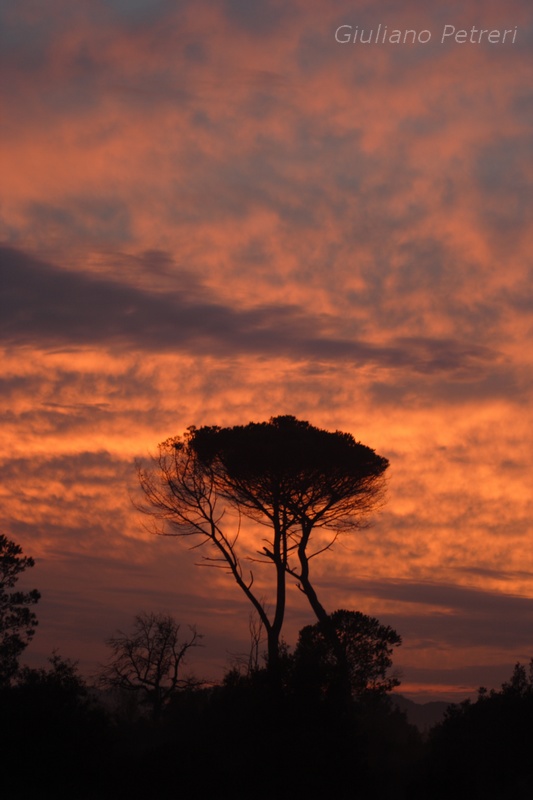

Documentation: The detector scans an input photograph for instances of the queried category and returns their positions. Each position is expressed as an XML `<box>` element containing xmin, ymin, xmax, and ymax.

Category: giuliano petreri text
<box><xmin>335</xmin><ymin>24</ymin><xmax>519</xmax><ymax>45</ymax></box>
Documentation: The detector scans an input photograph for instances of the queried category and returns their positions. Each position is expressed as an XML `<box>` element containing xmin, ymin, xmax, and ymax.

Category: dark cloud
<box><xmin>326</xmin><ymin>575</ymin><xmax>533</xmax><ymax>650</ymax></box>
<box><xmin>105</xmin><ymin>0</ymin><xmax>177</xmax><ymax>23</ymax></box>
<box><xmin>456</xmin><ymin>565</ymin><xmax>533</xmax><ymax>582</ymax></box>
<box><xmin>359</xmin><ymin>577</ymin><xmax>533</xmax><ymax>616</ymax></box>
<box><xmin>223</xmin><ymin>0</ymin><xmax>294</xmax><ymax>35</ymax></box>
<box><xmin>475</xmin><ymin>135</ymin><xmax>533</xmax><ymax>244</ymax></box>
<box><xmin>369</xmin><ymin>363</ymin><xmax>527</xmax><ymax>406</ymax></box>
<box><xmin>26</xmin><ymin>198</ymin><xmax>132</xmax><ymax>244</ymax></box>
<box><xmin>1</xmin><ymin>245</ymin><xmax>497</xmax><ymax>374</ymax></box>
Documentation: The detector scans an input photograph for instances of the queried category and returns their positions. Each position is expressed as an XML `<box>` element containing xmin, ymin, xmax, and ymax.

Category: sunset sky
<box><xmin>1</xmin><ymin>0</ymin><xmax>533</xmax><ymax>701</ymax></box>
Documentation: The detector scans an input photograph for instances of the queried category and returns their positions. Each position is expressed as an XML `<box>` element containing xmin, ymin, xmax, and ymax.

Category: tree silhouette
<box><xmin>292</xmin><ymin>609</ymin><xmax>401</xmax><ymax>702</ymax></box>
<box><xmin>2</xmin><ymin>652</ymin><xmax>112</xmax><ymax>800</ymax></box>
<box><xmin>0</xmin><ymin>534</ymin><xmax>40</xmax><ymax>685</ymax></box>
<box><xmin>138</xmin><ymin>416</ymin><xmax>388</xmax><ymax>675</ymax></box>
<box><xmin>98</xmin><ymin>612</ymin><xmax>201</xmax><ymax>720</ymax></box>
<box><xmin>426</xmin><ymin>659</ymin><xmax>533</xmax><ymax>798</ymax></box>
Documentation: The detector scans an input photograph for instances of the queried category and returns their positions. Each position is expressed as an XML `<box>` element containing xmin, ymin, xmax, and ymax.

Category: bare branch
<box><xmin>98</xmin><ymin>612</ymin><xmax>202</xmax><ymax>720</ymax></box>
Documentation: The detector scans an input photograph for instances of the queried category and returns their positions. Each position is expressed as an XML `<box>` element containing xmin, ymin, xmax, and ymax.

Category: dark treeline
<box><xmin>3</xmin><ymin>644</ymin><xmax>419</xmax><ymax>800</ymax></box>
<box><xmin>2</xmin><ymin>639</ymin><xmax>533</xmax><ymax>799</ymax></box>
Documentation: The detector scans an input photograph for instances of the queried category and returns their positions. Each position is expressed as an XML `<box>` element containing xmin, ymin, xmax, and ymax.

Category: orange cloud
<box><xmin>1</xmin><ymin>0</ymin><xmax>532</xmax><ymax>699</ymax></box>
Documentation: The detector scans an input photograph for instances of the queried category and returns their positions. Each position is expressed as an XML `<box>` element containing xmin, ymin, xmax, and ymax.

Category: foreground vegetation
<box><xmin>2</xmin><ymin>650</ymin><xmax>533</xmax><ymax>800</ymax></box>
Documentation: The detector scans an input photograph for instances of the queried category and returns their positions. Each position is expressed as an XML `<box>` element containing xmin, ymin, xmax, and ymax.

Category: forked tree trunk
<box><xmin>297</xmin><ymin>528</ymin><xmax>351</xmax><ymax>702</ymax></box>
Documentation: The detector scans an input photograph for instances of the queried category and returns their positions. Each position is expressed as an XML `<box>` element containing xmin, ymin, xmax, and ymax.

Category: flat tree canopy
<box><xmin>138</xmin><ymin>416</ymin><xmax>389</xmax><ymax>670</ymax></box>
<box><xmin>190</xmin><ymin>415</ymin><xmax>388</xmax><ymax>529</ymax></box>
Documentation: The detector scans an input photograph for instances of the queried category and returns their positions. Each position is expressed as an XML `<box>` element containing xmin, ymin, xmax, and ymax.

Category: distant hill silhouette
<box><xmin>391</xmin><ymin>694</ymin><xmax>449</xmax><ymax>734</ymax></box>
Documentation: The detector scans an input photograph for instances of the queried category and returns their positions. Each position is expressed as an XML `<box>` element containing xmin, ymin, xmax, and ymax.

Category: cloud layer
<box><xmin>1</xmin><ymin>0</ymin><xmax>533</xmax><ymax>699</ymax></box>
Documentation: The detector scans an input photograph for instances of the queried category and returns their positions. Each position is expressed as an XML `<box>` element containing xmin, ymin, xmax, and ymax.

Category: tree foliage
<box><xmin>0</xmin><ymin>534</ymin><xmax>40</xmax><ymax>685</ymax></box>
<box><xmin>138</xmin><ymin>415</ymin><xmax>389</xmax><ymax>671</ymax></box>
<box><xmin>292</xmin><ymin>609</ymin><xmax>401</xmax><ymax>701</ymax></box>
<box><xmin>98</xmin><ymin>612</ymin><xmax>201</xmax><ymax>719</ymax></box>
<box><xmin>426</xmin><ymin>659</ymin><xmax>533</xmax><ymax>798</ymax></box>
<box><xmin>2</xmin><ymin>653</ymin><xmax>111</xmax><ymax>800</ymax></box>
